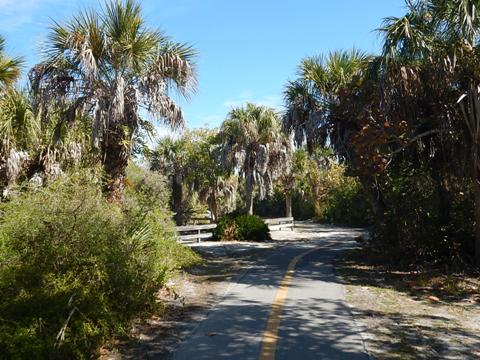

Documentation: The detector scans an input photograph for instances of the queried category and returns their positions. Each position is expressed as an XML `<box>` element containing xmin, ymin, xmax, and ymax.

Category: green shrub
<box><xmin>254</xmin><ymin>191</ymin><xmax>285</xmax><ymax>218</ymax></box>
<box><xmin>0</xmin><ymin>172</ymin><xmax>200</xmax><ymax>359</ymax></box>
<box><xmin>320</xmin><ymin>177</ymin><xmax>372</xmax><ymax>226</ymax></box>
<box><xmin>370</xmin><ymin>160</ymin><xmax>475</xmax><ymax>262</ymax></box>
<box><xmin>126</xmin><ymin>163</ymin><xmax>201</xmax><ymax>272</ymax></box>
<box><xmin>292</xmin><ymin>193</ymin><xmax>316</xmax><ymax>220</ymax></box>
<box><xmin>213</xmin><ymin>214</ymin><xmax>270</xmax><ymax>241</ymax></box>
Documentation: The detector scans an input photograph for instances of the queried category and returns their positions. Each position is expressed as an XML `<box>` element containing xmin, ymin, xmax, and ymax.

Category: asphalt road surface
<box><xmin>172</xmin><ymin>226</ymin><xmax>369</xmax><ymax>360</ymax></box>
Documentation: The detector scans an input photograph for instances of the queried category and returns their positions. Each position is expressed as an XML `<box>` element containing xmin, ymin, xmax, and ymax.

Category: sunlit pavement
<box><xmin>172</xmin><ymin>224</ymin><xmax>369</xmax><ymax>360</ymax></box>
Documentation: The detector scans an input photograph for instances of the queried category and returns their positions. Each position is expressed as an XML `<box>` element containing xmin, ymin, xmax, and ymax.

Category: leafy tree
<box><xmin>283</xmin><ymin>49</ymin><xmax>391</xmax><ymax>216</ymax></box>
<box><xmin>379</xmin><ymin>0</ymin><xmax>480</xmax><ymax>262</ymax></box>
<box><xmin>30</xmin><ymin>0</ymin><xmax>197</xmax><ymax>201</ymax></box>
<box><xmin>151</xmin><ymin>130</ymin><xmax>238</xmax><ymax>224</ymax></box>
<box><xmin>185</xmin><ymin>129</ymin><xmax>237</xmax><ymax>221</ymax></box>
<box><xmin>283</xmin><ymin>0</ymin><xmax>480</xmax><ymax>264</ymax></box>
<box><xmin>0</xmin><ymin>89</ymin><xmax>38</xmax><ymax>193</ymax></box>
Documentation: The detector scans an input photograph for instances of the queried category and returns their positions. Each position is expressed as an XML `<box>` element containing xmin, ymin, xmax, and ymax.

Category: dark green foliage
<box><xmin>371</xmin><ymin>161</ymin><xmax>475</xmax><ymax>263</ymax></box>
<box><xmin>213</xmin><ymin>213</ymin><xmax>271</xmax><ymax>241</ymax></box>
<box><xmin>254</xmin><ymin>191</ymin><xmax>316</xmax><ymax>220</ymax></box>
<box><xmin>235</xmin><ymin>214</ymin><xmax>272</xmax><ymax>241</ymax></box>
<box><xmin>321</xmin><ymin>180</ymin><xmax>372</xmax><ymax>227</ymax></box>
<box><xmin>254</xmin><ymin>182</ymin><xmax>370</xmax><ymax>225</ymax></box>
<box><xmin>254</xmin><ymin>191</ymin><xmax>285</xmax><ymax>218</ymax></box>
<box><xmin>292</xmin><ymin>194</ymin><xmax>316</xmax><ymax>220</ymax></box>
<box><xmin>0</xmin><ymin>173</ymin><xmax>200</xmax><ymax>358</ymax></box>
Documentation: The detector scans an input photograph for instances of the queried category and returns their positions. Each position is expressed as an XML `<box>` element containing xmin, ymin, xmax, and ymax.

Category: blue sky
<box><xmin>0</xmin><ymin>0</ymin><xmax>406</xmax><ymax>131</ymax></box>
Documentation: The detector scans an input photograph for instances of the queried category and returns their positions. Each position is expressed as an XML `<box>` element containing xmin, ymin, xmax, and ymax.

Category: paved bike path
<box><xmin>172</xmin><ymin>231</ymin><xmax>369</xmax><ymax>360</ymax></box>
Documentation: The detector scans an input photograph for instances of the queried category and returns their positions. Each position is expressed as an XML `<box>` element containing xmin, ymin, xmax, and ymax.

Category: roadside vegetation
<box><xmin>213</xmin><ymin>213</ymin><xmax>271</xmax><ymax>242</ymax></box>
<box><xmin>283</xmin><ymin>0</ymin><xmax>480</xmax><ymax>266</ymax></box>
<box><xmin>0</xmin><ymin>1</ymin><xmax>200</xmax><ymax>358</ymax></box>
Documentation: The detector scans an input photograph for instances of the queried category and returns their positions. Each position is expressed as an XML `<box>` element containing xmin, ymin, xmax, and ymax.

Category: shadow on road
<box><xmin>172</xmin><ymin>230</ymin><xmax>369</xmax><ymax>360</ymax></box>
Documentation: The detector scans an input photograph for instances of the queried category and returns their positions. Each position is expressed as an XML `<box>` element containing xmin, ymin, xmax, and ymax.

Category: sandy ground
<box><xmin>336</xmin><ymin>251</ymin><xmax>480</xmax><ymax>360</ymax></box>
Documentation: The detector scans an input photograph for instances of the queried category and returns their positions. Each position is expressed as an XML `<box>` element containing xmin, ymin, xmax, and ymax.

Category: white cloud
<box><xmin>0</xmin><ymin>0</ymin><xmax>80</xmax><ymax>32</ymax></box>
<box><xmin>207</xmin><ymin>91</ymin><xmax>285</xmax><ymax>130</ymax></box>
<box><xmin>223</xmin><ymin>91</ymin><xmax>283</xmax><ymax>110</ymax></box>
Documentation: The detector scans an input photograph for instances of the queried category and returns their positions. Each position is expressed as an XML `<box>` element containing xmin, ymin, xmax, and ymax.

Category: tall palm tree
<box><xmin>150</xmin><ymin>137</ymin><xmax>190</xmax><ymax>225</ymax></box>
<box><xmin>283</xmin><ymin>50</ymin><xmax>392</xmax><ymax>216</ymax></box>
<box><xmin>0</xmin><ymin>35</ymin><xmax>23</xmax><ymax>88</ymax></box>
<box><xmin>379</xmin><ymin>0</ymin><xmax>480</xmax><ymax>263</ymax></box>
<box><xmin>283</xmin><ymin>49</ymin><xmax>371</xmax><ymax>157</ymax></box>
<box><xmin>219</xmin><ymin>103</ymin><xmax>291</xmax><ymax>215</ymax></box>
<box><xmin>30</xmin><ymin>0</ymin><xmax>197</xmax><ymax>201</ymax></box>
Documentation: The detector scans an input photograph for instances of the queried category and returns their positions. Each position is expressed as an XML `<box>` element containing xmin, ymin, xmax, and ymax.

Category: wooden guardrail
<box><xmin>264</xmin><ymin>217</ymin><xmax>294</xmax><ymax>231</ymax></box>
<box><xmin>176</xmin><ymin>224</ymin><xmax>217</xmax><ymax>243</ymax></box>
<box><xmin>176</xmin><ymin>217</ymin><xmax>295</xmax><ymax>243</ymax></box>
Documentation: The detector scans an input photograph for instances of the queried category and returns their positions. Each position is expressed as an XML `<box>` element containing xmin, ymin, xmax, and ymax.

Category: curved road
<box><xmin>172</xmin><ymin>225</ymin><xmax>369</xmax><ymax>360</ymax></box>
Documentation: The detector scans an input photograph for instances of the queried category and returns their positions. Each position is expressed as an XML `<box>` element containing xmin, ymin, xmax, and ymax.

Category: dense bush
<box><xmin>0</xmin><ymin>173</ymin><xmax>200</xmax><ymax>359</ymax></box>
<box><xmin>370</xmin><ymin>161</ymin><xmax>475</xmax><ymax>263</ymax></box>
<box><xmin>213</xmin><ymin>213</ymin><xmax>271</xmax><ymax>241</ymax></box>
<box><xmin>320</xmin><ymin>177</ymin><xmax>372</xmax><ymax>226</ymax></box>
<box><xmin>291</xmin><ymin>194</ymin><xmax>316</xmax><ymax>220</ymax></box>
<box><xmin>254</xmin><ymin>190</ymin><xmax>316</xmax><ymax>220</ymax></box>
<box><xmin>254</xmin><ymin>191</ymin><xmax>285</xmax><ymax>218</ymax></box>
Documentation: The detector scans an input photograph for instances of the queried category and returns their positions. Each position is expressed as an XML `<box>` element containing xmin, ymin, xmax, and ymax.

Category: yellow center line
<box><xmin>259</xmin><ymin>246</ymin><xmax>321</xmax><ymax>360</ymax></box>
<box><xmin>258</xmin><ymin>246</ymin><xmax>323</xmax><ymax>360</ymax></box>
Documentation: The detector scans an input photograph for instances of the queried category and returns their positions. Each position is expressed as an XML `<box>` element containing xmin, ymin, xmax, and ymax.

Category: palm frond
<box><xmin>0</xmin><ymin>35</ymin><xmax>23</xmax><ymax>87</ymax></box>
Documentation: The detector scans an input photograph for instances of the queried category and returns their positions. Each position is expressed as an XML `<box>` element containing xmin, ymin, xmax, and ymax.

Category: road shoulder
<box><xmin>336</xmin><ymin>249</ymin><xmax>480</xmax><ymax>359</ymax></box>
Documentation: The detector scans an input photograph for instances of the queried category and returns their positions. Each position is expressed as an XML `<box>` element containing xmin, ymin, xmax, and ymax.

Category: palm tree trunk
<box><xmin>473</xmin><ymin>150</ymin><xmax>480</xmax><ymax>265</ymax></box>
<box><xmin>285</xmin><ymin>193</ymin><xmax>293</xmax><ymax>218</ymax></box>
<box><xmin>102</xmin><ymin>129</ymin><xmax>130</xmax><ymax>203</ymax></box>
<box><xmin>245</xmin><ymin>177</ymin><xmax>254</xmax><ymax>215</ymax></box>
<box><xmin>432</xmin><ymin>159</ymin><xmax>451</xmax><ymax>227</ymax></box>
<box><xmin>210</xmin><ymin>191</ymin><xmax>218</xmax><ymax>222</ymax></box>
<box><xmin>473</xmin><ymin>178</ymin><xmax>480</xmax><ymax>265</ymax></box>
<box><xmin>359</xmin><ymin>175</ymin><xmax>385</xmax><ymax>219</ymax></box>
<box><xmin>172</xmin><ymin>179</ymin><xmax>183</xmax><ymax>226</ymax></box>
<box><xmin>104</xmin><ymin>164</ymin><xmax>127</xmax><ymax>202</ymax></box>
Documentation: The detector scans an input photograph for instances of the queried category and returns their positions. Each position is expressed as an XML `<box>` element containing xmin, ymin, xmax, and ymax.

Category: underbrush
<box><xmin>0</xmin><ymin>171</ymin><xmax>200</xmax><ymax>359</ymax></box>
<box><xmin>213</xmin><ymin>213</ymin><xmax>271</xmax><ymax>241</ymax></box>
<box><xmin>320</xmin><ymin>178</ymin><xmax>371</xmax><ymax>226</ymax></box>
<box><xmin>338</xmin><ymin>247</ymin><xmax>480</xmax><ymax>302</ymax></box>
<box><xmin>369</xmin><ymin>161</ymin><xmax>476</xmax><ymax>264</ymax></box>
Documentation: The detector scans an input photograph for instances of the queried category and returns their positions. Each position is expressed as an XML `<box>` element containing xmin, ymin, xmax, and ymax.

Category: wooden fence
<box><xmin>263</xmin><ymin>217</ymin><xmax>294</xmax><ymax>231</ymax></box>
<box><xmin>176</xmin><ymin>224</ymin><xmax>217</xmax><ymax>243</ymax></box>
<box><xmin>176</xmin><ymin>217</ymin><xmax>294</xmax><ymax>243</ymax></box>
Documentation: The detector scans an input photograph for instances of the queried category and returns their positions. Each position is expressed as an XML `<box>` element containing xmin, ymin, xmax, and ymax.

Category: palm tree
<box><xmin>0</xmin><ymin>35</ymin><xmax>23</xmax><ymax>88</ymax></box>
<box><xmin>283</xmin><ymin>49</ymin><xmax>371</xmax><ymax>156</ymax></box>
<box><xmin>0</xmin><ymin>89</ymin><xmax>38</xmax><ymax>194</ymax></box>
<box><xmin>150</xmin><ymin>137</ymin><xmax>190</xmax><ymax>225</ymax></box>
<box><xmin>283</xmin><ymin>50</ymin><xmax>392</xmax><ymax>216</ymax></box>
<box><xmin>219</xmin><ymin>103</ymin><xmax>291</xmax><ymax>215</ymax></box>
<box><xmin>378</xmin><ymin>0</ymin><xmax>480</xmax><ymax>263</ymax></box>
<box><xmin>30</xmin><ymin>0</ymin><xmax>197</xmax><ymax>201</ymax></box>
